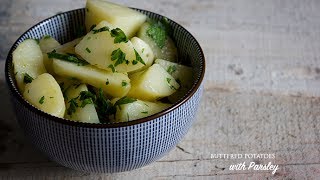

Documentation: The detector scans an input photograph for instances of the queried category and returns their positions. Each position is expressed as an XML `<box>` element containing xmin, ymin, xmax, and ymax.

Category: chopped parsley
<box><xmin>110</xmin><ymin>28</ymin><xmax>128</xmax><ymax>43</ymax></box>
<box><xmin>147</xmin><ymin>22</ymin><xmax>166</xmax><ymax>48</ymax></box>
<box><xmin>142</xmin><ymin>48</ymin><xmax>145</xmax><ymax>53</ymax></box>
<box><xmin>111</xmin><ymin>48</ymin><xmax>128</xmax><ymax>66</ymax></box>
<box><xmin>92</xmin><ymin>26</ymin><xmax>109</xmax><ymax>34</ymax></box>
<box><xmin>106</xmin><ymin>79</ymin><xmax>109</xmax><ymax>85</ymax></box>
<box><xmin>94</xmin><ymin>88</ymin><xmax>116</xmax><ymax>122</ymax></box>
<box><xmin>35</xmin><ymin>39</ymin><xmax>40</xmax><ymax>44</ymax></box>
<box><xmin>132</xmin><ymin>60</ymin><xmax>138</xmax><ymax>65</ymax></box>
<box><xmin>134</xmin><ymin>49</ymin><xmax>146</xmax><ymax>65</ymax></box>
<box><xmin>50</xmin><ymin>97</ymin><xmax>54</xmax><ymax>98</ymax></box>
<box><xmin>67</xmin><ymin>98</ymin><xmax>78</xmax><ymax>115</ymax></box>
<box><xmin>141</xmin><ymin>111</ymin><xmax>148</xmax><ymax>114</ymax></box>
<box><xmin>108</xmin><ymin>64</ymin><xmax>116</xmax><ymax>73</ymax></box>
<box><xmin>85</xmin><ymin>47</ymin><xmax>91</xmax><ymax>53</ymax></box>
<box><xmin>47</xmin><ymin>50</ymin><xmax>89</xmax><ymax>66</ymax></box>
<box><xmin>167</xmin><ymin>65</ymin><xmax>176</xmax><ymax>75</ymax></box>
<box><xmin>114</xmin><ymin>96</ymin><xmax>137</xmax><ymax>110</ymax></box>
<box><xmin>43</xmin><ymin>35</ymin><xmax>51</xmax><ymax>39</ymax></box>
<box><xmin>23</xmin><ymin>73</ymin><xmax>34</xmax><ymax>84</ymax></box>
<box><xmin>122</xmin><ymin>81</ymin><xmax>128</xmax><ymax>87</ymax></box>
<box><xmin>166</xmin><ymin>78</ymin><xmax>178</xmax><ymax>90</ymax></box>
<box><xmin>39</xmin><ymin>96</ymin><xmax>45</xmax><ymax>104</ymax></box>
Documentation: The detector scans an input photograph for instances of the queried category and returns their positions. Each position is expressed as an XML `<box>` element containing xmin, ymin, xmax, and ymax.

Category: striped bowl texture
<box><xmin>5</xmin><ymin>8</ymin><xmax>205</xmax><ymax>173</ymax></box>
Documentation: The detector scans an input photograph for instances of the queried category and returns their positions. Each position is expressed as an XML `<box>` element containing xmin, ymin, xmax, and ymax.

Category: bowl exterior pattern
<box><xmin>6</xmin><ymin>9</ymin><xmax>205</xmax><ymax>173</ymax></box>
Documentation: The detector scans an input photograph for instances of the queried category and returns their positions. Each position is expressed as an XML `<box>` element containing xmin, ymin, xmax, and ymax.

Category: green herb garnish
<box><xmin>141</xmin><ymin>111</ymin><xmax>148</xmax><ymax>114</ymax></box>
<box><xmin>110</xmin><ymin>28</ymin><xmax>128</xmax><ymax>43</ymax></box>
<box><xmin>92</xmin><ymin>26</ymin><xmax>109</xmax><ymax>34</ymax></box>
<box><xmin>85</xmin><ymin>47</ymin><xmax>91</xmax><ymax>53</ymax></box>
<box><xmin>166</xmin><ymin>78</ymin><xmax>177</xmax><ymax>90</ymax></box>
<box><xmin>106</xmin><ymin>79</ymin><xmax>109</xmax><ymax>85</ymax></box>
<box><xmin>108</xmin><ymin>64</ymin><xmax>116</xmax><ymax>73</ymax></box>
<box><xmin>134</xmin><ymin>49</ymin><xmax>146</xmax><ymax>65</ymax></box>
<box><xmin>39</xmin><ymin>96</ymin><xmax>45</xmax><ymax>104</ymax></box>
<box><xmin>43</xmin><ymin>35</ymin><xmax>51</xmax><ymax>39</ymax></box>
<box><xmin>147</xmin><ymin>22</ymin><xmax>167</xmax><ymax>48</ymax></box>
<box><xmin>122</xmin><ymin>81</ymin><xmax>128</xmax><ymax>87</ymax></box>
<box><xmin>111</xmin><ymin>48</ymin><xmax>128</xmax><ymax>66</ymax></box>
<box><xmin>23</xmin><ymin>73</ymin><xmax>34</xmax><ymax>84</ymax></box>
<box><xmin>132</xmin><ymin>60</ymin><xmax>138</xmax><ymax>65</ymax></box>
<box><xmin>47</xmin><ymin>50</ymin><xmax>89</xmax><ymax>66</ymax></box>
<box><xmin>167</xmin><ymin>65</ymin><xmax>176</xmax><ymax>75</ymax></box>
<box><xmin>114</xmin><ymin>96</ymin><xmax>137</xmax><ymax>107</ymax></box>
<box><xmin>67</xmin><ymin>98</ymin><xmax>78</xmax><ymax>115</ymax></box>
<box><xmin>95</xmin><ymin>88</ymin><xmax>116</xmax><ymax>122</ymax></box>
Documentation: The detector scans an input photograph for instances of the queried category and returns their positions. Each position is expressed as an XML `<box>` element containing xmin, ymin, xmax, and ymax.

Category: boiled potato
<box><xmin>39</xmin><ymin>35</ymin><xmax>61</xmax><ymax>53</ymax></box>
<box><xmin>63</xmin><ymin>82</ymin><xmax>99</xmax><ymax>123</ymax></box>
<box><xmin>23</xmin><ymin>73</ymin><xmax>65</xmax><ymax>118</ymax></box>
<box><xmin>52</xmin><ymin>59</ymin><xmax>131</xmax><ymax>97</ymax></box>
<box><xmin>86</xmin><ymin>0</ymin><xmax>146</xmax><ymax>38</ymax></box>
<box><xmin>155</xmin><ymin>59</ymin><xmax>193</xmax><ymax>88</ymax></box>
<box><xmin>127</xmin><ymin>64</ymin><xmax>180</xmax><ymax>101</ymax></box>
<box><xmin>39</xmin><ymin>36</ymin><xmax>61</xmax><ymax>75</ymax></box>
<box><xmin>55</xmin><ymin>37</ymin><xmax>83</xmax><ymax>54</ymax></box>
<box><xmin>13</xmin><ymin>39</ymin><xmax>47</xmax><ymax>93</ymax></box>
<box><xmin>138</xmin><ymin>22</ymin><xmax>177</xmax><ymax>62</ymax></box>
<box><xmin>75</xmin><ymin>21</ymin><xmax>146</xmax><ymax>73</ymax></box>
<box><xmin>111</xmin><ymin>98</ymin><xmax>170</xmax><ymax>122</ymax></box>
<box><xmin>155</xmin><ymin>59</ymin><xmax>194</xmax><ymax>102</ymax></box>
<box><xmin>130</xmin><ymin>37</ymin><xmax>154</xmax><ymax>73</ymax></box>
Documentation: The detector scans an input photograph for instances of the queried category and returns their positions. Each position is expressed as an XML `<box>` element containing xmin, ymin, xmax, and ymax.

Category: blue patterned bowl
<box><xmin>5</xmin><ymin>8</ymin><xmax>205</xmax><ymax>173</ymax></box>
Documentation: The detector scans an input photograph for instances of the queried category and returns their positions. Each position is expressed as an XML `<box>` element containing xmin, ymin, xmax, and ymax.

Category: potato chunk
<box><xmin>75</xmin><ymin>21</ymin><xmax>147</xmax><ymax>73</ymax></box>
<box><xmin>23</xmin><ymin>73</ymin><xmax>65</xmax><ymax>118</ymax></box>
<box><xmin>55</xmin><ymin>37</ymin><xmax>83</xmax><ymax>54</ymax></box>
<box><xmin>62</xmin><ymin>81</ymin><xmax>99</xmax><ymax>123</ymax></box>
<box><xmin>111</xmin><ymin>98</ymin><xmax>170</xmax><ymax>122</ymax></box>
<box><xmin>39</xmin><ymin>35</ymin><xmax>61</xmax><ymax>53</ymax></box>
<box><xmin>13</xmin><ymin>39</ymin><xmax>47</xmax><ymax>93</ymax></box>
<box><xmin>127</xmin><ymin>64</ymin><xmax>180</xmax><ymax>101</ymax></box>
<box><xmin>86</xmin><ymin>0</ymin><xmax>146</xmax><ymax>38</ymax></box>
<box><xmin>52</xmin><ymin>59</ymin><xmax>131</xmax><ymax>98</ymax></box>
<box><xmin>130</xmin><ymin>37</ymin><xmax>154</xmax><ymax>73</ymax></box>
<box><xmin>138</xmin><ymin>22</ymin><xmax>177</xmax><ymax>62</ymax></box>
<box><xmin>155</xmin><ymin>59</ymin><xmax>194</xmax><ymax>102</ymax></box>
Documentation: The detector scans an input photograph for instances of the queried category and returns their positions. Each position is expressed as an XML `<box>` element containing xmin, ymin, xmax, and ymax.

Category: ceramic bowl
<box><xmin>5</xmin><ymin>8</ymin><xmax>205</xmax><ymax>173</ymax></box>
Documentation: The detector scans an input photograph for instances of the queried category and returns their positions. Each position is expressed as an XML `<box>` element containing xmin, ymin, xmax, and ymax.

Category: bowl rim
<box><xmin>5</xmin><ymin>8</ymin><xmax>205</xmax><ymax>128</ymax></box>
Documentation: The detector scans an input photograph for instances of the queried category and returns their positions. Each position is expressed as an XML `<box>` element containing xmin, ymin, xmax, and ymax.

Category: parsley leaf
<box><xmin>47</xmin><ymin>50</ymin><xmax>89</xmax><ymax>66</ymax></box>
<box><xmin>141</xmin><ymin>111</ymin><xmax>148</xmax><ymax>114</ymax></box>
<box><xmin>85</xmin><ymin>47</ymin><xmax>91</xmax><ymax>53</ymax></box>
<box><xmin>114</xmin><ymin>96</ymin><xmax>137</xmax><ymax>109</ymax></box>
<box><xmin>122</xmin><ymin>81</ymin><xmax>128</xmax><ymax>87</ymax></box>
<box><xmin>92</xmin><ymin>26</ymin><xmax>109</xmax><ymax>34</ymax></box>
<box><xmin>134</xmin><ymin>49</ymin><xmax>146</xmax><ymax>65</ymax></box>
<box><xmin>166</xmin><ymin>78</ymin><xmax>178</xmax><ymax>90</ymax></box>
<box><xmin>147</xmin><ymin>21</ymin><xmax>167</xmax><ymax>48</ymax></box>
<box><xmin>108</xmin><ymin>64</ymin><xmax>116</xmax><ymax>72</ymax></box>
<box><xmin>43</xmin><ymin>35</ymin><xmax>51</xmax><ymax>39</ymax></box>
<box><xmin>110</xmin><ymin>28</ymin><xmax>128</xmax><ymax>43</ymax></box>
<box><xmin>95</xmin><ymin>88</ymin><xmax>116</xmax><ymax>122</ymax></box>
<box><xmin>106</xmin><ymin>79</ymin><xmax>109</xmax><ymax>85</ymax></box>
<box><xmin>67</xmin><ymin>98</ymin><xmax>78</xmax><ymax>115</ymax></box>
<box><xmin>39</xmin><ymin>96</ymin><xmax>45</xmax><ymax>104</ymax></box>
<box><xmin>167</xmin><ymin>65</ymin><xmax>176</xmax><ymax>75</ymax></box>
<box><xmin>23</xmin><ymin>73</ymin><xmax>34</xmax><ymax>84</ymax></box>
<box><xmin>111</xmin><ymin>48</ymin><xmax>127</xmax><ymax>66</ymax></box>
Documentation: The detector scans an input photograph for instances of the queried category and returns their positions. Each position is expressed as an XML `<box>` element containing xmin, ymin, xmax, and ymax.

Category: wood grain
<box><xmin>1</xmin><ymin>0</ymin><xmax>320</xmax><ymax>179</ymax></box>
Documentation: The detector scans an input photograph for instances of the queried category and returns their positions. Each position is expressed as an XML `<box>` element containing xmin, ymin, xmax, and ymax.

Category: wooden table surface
<box><xmin>1</xmin><ymin>0</ymin><xmax>320</xmax><ymax>179</ymax></box>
